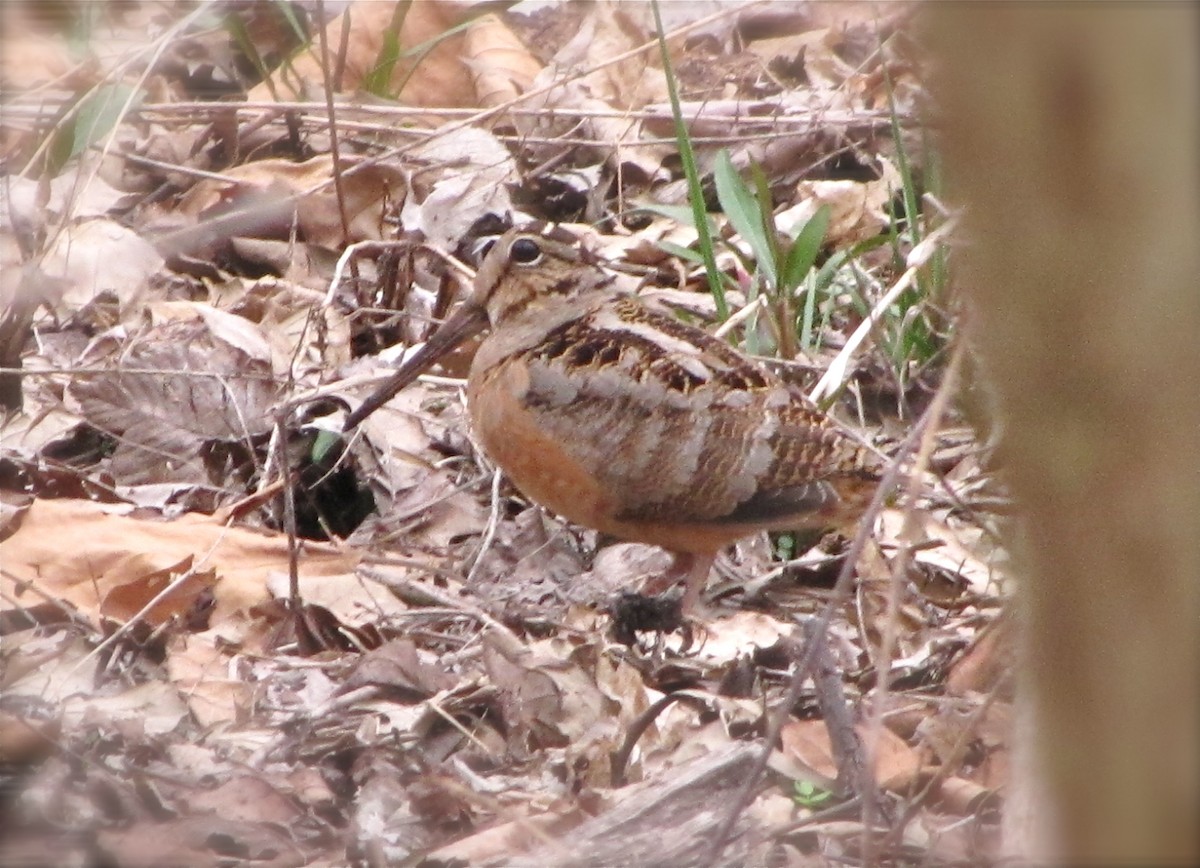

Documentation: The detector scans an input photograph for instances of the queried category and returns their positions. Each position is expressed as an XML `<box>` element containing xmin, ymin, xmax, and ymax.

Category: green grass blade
<box><xmin>656</xmin><ymin>240</ymin><xmax>706</xmax><ymax>265</ymax></box>
<box><xmin>781</xmin><ymin>205</ymin><xmax>831</xmax><ymax>292</ymax></box>
<box><xmin>48</xmin><ymin>83</ymin><xmax>143</xmax><ymax>176</ymax></box>
<box><xmin>799</xmin><ymin>269</ymin><xmax>818</xmax><ymax>351</ymax></box>
<box><xmin>273</xmin><ymin>0</ymin><xmax>309</xmax><ymax>42</ymax></box>
<box><xmin>363</xmin><ymin>28</ymin><xmax>403</xmax><ymax>96</ymax></box>
<box><xmin>714</xmin><ymin>150</ymin><xmax>776</xmax><ymax>284</ymax></box>
<box><xmin>651</xmin><ymin>0</ymin><xmax>727</xmax><ymax>319</ymax></box>
<box><xmin>750</xmin><ymin>161</ymin><xmax>785</xmax><ymax>277</ymax></box>
<box><xmin>225</xmin><ymin>12</ymin><xmax>276</xmax><ymax>97</ymax></box>
<box><xmin>883</xmin><ymin>62</ymin><xmax>921</xmax><ymax>250</ymax></box>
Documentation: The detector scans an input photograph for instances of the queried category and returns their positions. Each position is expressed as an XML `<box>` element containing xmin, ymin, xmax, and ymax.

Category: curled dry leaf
<box><xmin>543</xmin><ymin>1</ymin><xmax>663</xmax><ymax>108</ymax></box>
<box><xmin>348</xmin><ymin>381</ymin><xmax>447</xmax><ymax>493</ymax></box>
<box><xmin>0</xmin><ymin>20</ymin><xmax>75</xmax><ymax>91</ymax></box>
<box><xmin>946</xmin><ymin>614</ymin><xmax>1017</xmax><ymax>697</ymax></box>
<box><xmin>61</xmin><ymin>680</ymin><xmax>191</xmax><ymax>741</ymax></box>
<box><xmin>1</xmin><ymin>158</ymin><xmax>131</xmax><ymax>233</ymax></box>
<box><xmin>2</xmin><ymin>500</ymin><xmax>220</xmax><ymax>628</ymax></box>
<box><xmin>380</xmin><ymin>470</ymin><xmax>489</xmax><ymax>551</ymax></box>
<box><xmin>190</xmin><ymin>774</ymin><xmax>305</xmax><ymax>826</ymax></box>
<box><xmin>404</xmin><ymin>125</ymin><xmax>517</xmax><ymax>252</ymax></box>
<box><xmin>778</xmin><ymin>158</ymin><xmax>902</xmax><ymax>249</ymax></box>
<box><xmin>423</xmin><ymin>811</ymin><xmax>584</xmax><ymax>866</ymax></box>
<box><xmin>466</xmin><ymin>509</ymin><xmax>588</xmax><ymax>616</ymax></box>
<box><xmin>482</xmin><ymin>631</ymin><xmax>614</xmax><ymax>750</ymax></box>
<box><xmin>462</xmin><ymin>12</ymin><xmax>543</xmax><ymax>108</ymax></box>
<box><xmin>878</xmin><ymin>507</ymin><xmax>1003</xmax><ymax>599</ymax></box>
<box><xmin>166</xmin><ymin>630</ymin><xmax>253</xmax><ymax>728</ymax></box>
<box><xmin>1</xmin><ymin>634</ymin><xmax>101</xmax><ymax>718</ymax></box>
<box><xmin>3</xmin><ymin>632</ymin><xmax>190</xmax><ymax>744</ymax></box>
<box><xmin>519</xmin><ymin>1</ymin><xmax>671</xmax><ymax>180</ymax></box>
<box><xmin>688</xmin><ymin>611</ymin><xmax>793</xmax><ymax>665</ymax></box>
<box><xmin>97</xmin><ymin>816</ymin><xmax>301</xmax><ymax>868</ymax></box>
<box><xmin>935</xmin><ymin>775</ymin><xmax>1002</xmax><ymax>816</ymax></box>
<box><xmin>148</xmin><ymin>300</ymin><xmax>273</xmax><ymax>364</ymax></box>
<box><xmin>483</xmin><ymin>633</ymin><xmax>564</xmax><ymax>746</ymax></box>
<box><xmin>342</xmin><ymin>639</ymin><xmax>455</xmax><ymax>698</ymax></box>
<box><xmin>146</xmin><ymin>291</ymin><xmax>346</xmax><ymax>393</ymax></box>
<box><xmin>581</xmin><ymin>542</ymin><xmax>673</xmax><ymax>601</ymax></box>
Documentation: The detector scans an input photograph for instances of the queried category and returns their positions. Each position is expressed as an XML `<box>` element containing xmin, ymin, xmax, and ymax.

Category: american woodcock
<box><xmin>344</xmin><ymin>224</ymin><xmax>881</xmax><ymax>611</ymax></box>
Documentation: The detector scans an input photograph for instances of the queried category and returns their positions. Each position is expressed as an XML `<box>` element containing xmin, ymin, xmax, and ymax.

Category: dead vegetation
<box><xmin>1</xmin><ymin>3</ymin><xmax>1014</xmax><ymax>865</ymax></box>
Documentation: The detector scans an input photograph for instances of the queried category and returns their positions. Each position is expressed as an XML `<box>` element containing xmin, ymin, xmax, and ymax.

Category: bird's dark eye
<box><xmin>510</xmin><ymin>237</ymin><xmax>542</xmax><ymax>265</ymax></box>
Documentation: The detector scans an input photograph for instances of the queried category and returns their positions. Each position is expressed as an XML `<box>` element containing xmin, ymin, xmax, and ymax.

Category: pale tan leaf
<box><xmin>404</xmin><ymin>125</ymin><xmax>517</xmax><ymax>251</ymax></box>
<box><xmin>61</xmin><ymin>680</ymin><xmax>190</xmax><ymax>740</ymax></box>
<box><xmin>778</xmin><ymin>158</ymin><xmax>901</xmax><ymax>249</ymax></box>
<box><xmin>166</xmin><ymin>630</ymin><xmax>253</xmax><ymax>728</ymax></box>
<box><xmin>462</xmin><ymin>12</ymin><xmax>542</xmax><ymax>108</ymax></box>
<box><xmin>42</xmin><ymin>218</ymin><xmax>164</xmax><ymax>317</ymax></box>
<box><xmin>1</xmin><ymin>499</ymin><xmax>359</xmax><ymax>628</ymax></box>
<box><xmin>781</xmin><ymin>719</ymin><xmax>923</xmax><ymax>792</ymax></box>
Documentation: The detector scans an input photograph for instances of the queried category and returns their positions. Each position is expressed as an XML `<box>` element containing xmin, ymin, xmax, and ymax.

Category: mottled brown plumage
<box><xmin>345</xmin><ymin>224</ymin><xmax>880</xmax><ymax>609</ymax></box>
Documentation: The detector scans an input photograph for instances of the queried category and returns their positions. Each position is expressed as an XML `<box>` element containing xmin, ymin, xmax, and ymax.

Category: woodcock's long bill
<box><xmin>344</xmin><ymin>224</ymin><xmax>880</xmax><ymax>609</ymax></box>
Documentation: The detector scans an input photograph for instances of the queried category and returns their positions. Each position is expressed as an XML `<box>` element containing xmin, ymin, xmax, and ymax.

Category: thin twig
<box><xmin>467</xmin><ymin>468</ymin><xmax>504</xmax><ymax>583</ymax></box>
<box><xmin>272</xmin><ymin>412</ymin><xmax>302</xmax><ymax>617</ymax></box>
<box><xmin>804</xmin><ymin>618</ymin><xmax>867</xmax><ymax>801</ymax></box>
<box><xmin>314</xmin><ymin>0</ymin><xmax>355</xmax><ymax>253</ymax></box>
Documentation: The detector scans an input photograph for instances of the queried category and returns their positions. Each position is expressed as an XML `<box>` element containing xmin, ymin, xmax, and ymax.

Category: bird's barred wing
<box><xmin>511</xmin><ymin>305</ymin><xmax>873</xmax><ymax>526</ymax></box>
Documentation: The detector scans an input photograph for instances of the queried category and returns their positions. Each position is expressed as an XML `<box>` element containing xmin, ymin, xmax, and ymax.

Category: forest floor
<box><xmin>1</xmin><ymin>2</ymin><xmax>1013</xmax><ymax>865</ymax></box>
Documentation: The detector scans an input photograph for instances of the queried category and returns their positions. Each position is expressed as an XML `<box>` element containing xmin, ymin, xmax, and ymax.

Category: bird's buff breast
<box><xmin>468</xmin><ymin>358</ymin><xmax>619</xmax><ymax>535</ymax></box>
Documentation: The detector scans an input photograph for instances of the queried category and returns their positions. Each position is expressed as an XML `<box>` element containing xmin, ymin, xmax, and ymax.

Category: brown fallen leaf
<box><xmin>68</xmin><ymin>318</ymin><xmax>278</xmax><ymax>487</ymax></box>
<box><xmin>781</xmin><ymin>717</ymin><xmax>923</xmax><ymax>792</ymax></box>
<box><xmin>462</xmin><ymin>12</ymin><xmax>542</xmax><ymax>108</ymax></box>
<box><xmin>518</xmin><ymin>1</ymin><xmax>671</xmax><ymax>180</ymax></box>
<box><xmin>342</xmin><ymin>638</ymin><xmax>454</xmax><ymax>698</ymax></box>
<box><xmin>172</xmin><ymin>155</ymin><xmax>408</xmax><ymax>253</ymax></box>
<box><xmin>0</xmin><ymin>5</ymin><xmax>77</xmax><ymax>91</ymax></box>
<box><xmin>249</xmin><ymin>0</ymin><xmax>477</xmax><ymax>108</ymax></box>
<box><xmin>97</xmin><ymin>816</ymin><xmax>303</xmax><ymax>868</ymax></box>
<box><xmin>165</xmin><ymin>628</ymin><xmax>253</xmax><ymax>728</ymax></box>
<box><xmin>189</xmin><ymin>774</ymin><xmax>303</xmax><ymax>826</ymax></box>
<box><xmin>777</xmin><ymin>158</ymin><xmax>901</xmax><ymax>250</ymax></box>
<box><xmin>42</xmin><ymin>218</ymin><xmax>165</xmax><ymax>318</ymax></box>
<box><xmin>946</xmin><ymin>613</ymin><xmax>1016</xmax><ymax>697</ymax></box>
<box><xmin>1</xmin><ymin>498</ymin><xmax>359</xmax><ymax>628</ymax></box>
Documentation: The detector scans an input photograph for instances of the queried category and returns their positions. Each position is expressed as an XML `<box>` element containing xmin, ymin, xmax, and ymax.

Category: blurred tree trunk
<box><xmin>929</xmin><ymin>7</ymin><xmax>1200</xmax><ymax>864</ymax></box>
